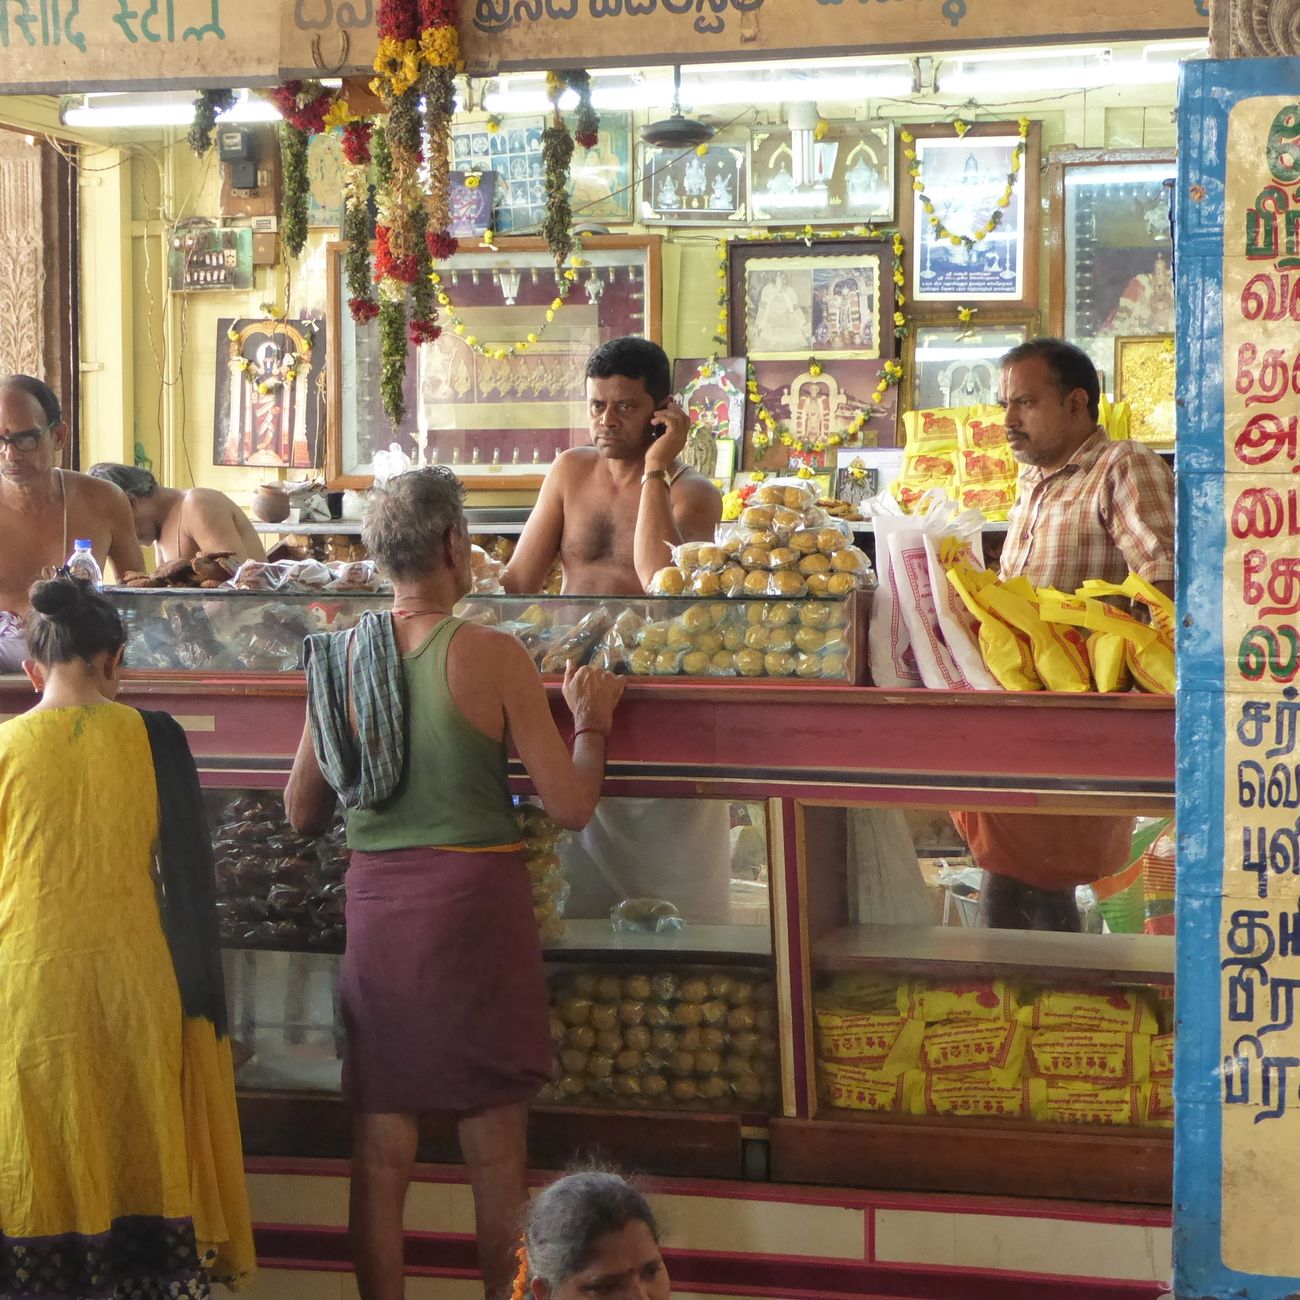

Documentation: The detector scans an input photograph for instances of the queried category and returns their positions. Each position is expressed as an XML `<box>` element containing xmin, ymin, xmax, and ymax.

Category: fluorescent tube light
<box><xmin>61</xmin><ymin>89</ymin><xmax>282</xmax><ymax>129</ymax></box>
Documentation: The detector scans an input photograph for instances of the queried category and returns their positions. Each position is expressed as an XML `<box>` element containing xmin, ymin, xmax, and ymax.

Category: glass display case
<box><xmin>214</xmin><ymin>786</ymin><xmax>778</xmax><ymax>1117</ymax></box>
<box><xmin>114</xmin><ymin>589</ymin><xmax>870</xmax><ymax>682</ymax></box>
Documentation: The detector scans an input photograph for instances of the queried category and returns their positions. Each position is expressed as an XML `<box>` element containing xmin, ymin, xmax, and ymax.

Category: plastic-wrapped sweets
<box><xmin>518</xmin><ymin>802</ymin><xmax>569</xmax><ymax>944</ymax></box>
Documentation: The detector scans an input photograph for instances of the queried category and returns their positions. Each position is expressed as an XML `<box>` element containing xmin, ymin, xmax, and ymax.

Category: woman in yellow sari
<box><xmin>0</xmin><ymin>576</ymin><xmax>254</xmax><ymax>1297</ymax></box>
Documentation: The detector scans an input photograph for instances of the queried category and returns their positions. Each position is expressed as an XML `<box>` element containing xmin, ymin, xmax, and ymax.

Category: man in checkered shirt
<box><xmin>954</xmin><ymin>339</ymin><xmax>1174</xmax><ymax>932</ymax></box>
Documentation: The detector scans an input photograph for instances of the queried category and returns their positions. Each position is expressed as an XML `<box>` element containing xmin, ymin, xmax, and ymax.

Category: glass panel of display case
<box><xmin>1062</xmin><ymin>161</ymin><xmax>1175</xmax><ymax>382</ymax></box>
<box><xmin>213</xmin><ymin>789</ymin><xmax>777</xmax><ymax>1109</ymax></box>
<box><xmin>115</xmin><ymin>589</ymin><xmax>867</xmax><ymax>681</ymax></box>
<box><xmin>800</xmin><ymin>802</ymin><xmax>1175</xmax><ymax>1130</ymax></box>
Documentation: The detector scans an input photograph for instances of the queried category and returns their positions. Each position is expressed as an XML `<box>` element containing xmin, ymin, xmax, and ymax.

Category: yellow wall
<box><xmin>0</xmin><ymin>79</ymin><xmax>1176</xmax><ymax>507</ymax></box>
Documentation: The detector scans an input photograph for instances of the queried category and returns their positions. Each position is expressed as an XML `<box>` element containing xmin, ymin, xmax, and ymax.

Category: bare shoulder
<box><xmin>454</xmin><ymin>619</ymin><xmax>537</xmax><ymax>670</ymax></box>
<box><xmin>674</xmin><ymin>467</ymin><xmax>724</xmax><ymax>510</ymax></box>
<box><xmin>187</xmin><ymin>486</ymin><xmax>240</xmax><ymax>517</ymax></box>
<box><xmin>68</xmin><ymin>470</ymin><xmax>130</xmax><ymax>511</ymax></box>
<box><xmin>553</xmin><ymin>446</ymin><xmax>601</xmax><ymax>481</ymax></box>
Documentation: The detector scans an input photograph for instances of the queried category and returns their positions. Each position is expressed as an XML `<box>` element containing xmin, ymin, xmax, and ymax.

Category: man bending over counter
<box><xmin>88</xmin><ymin>463</ymin><xmax>266</xmax><ymax>565</ymax></box>
<box><xmin>502</xmin><ymin>337</ymin><xmax>731</xmax><ymax>923</ymax></box>
<box><xmin>0</xmin><ymin>375</ymin><xmax>143</xmax><ymax>671</ymax></box>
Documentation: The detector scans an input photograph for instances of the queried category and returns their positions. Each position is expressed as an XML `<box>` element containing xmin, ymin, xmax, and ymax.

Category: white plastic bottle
<box><xmin>65</xmin><ymin>539</ymin><xmax>103</xmax><ymax>589</ymax></box>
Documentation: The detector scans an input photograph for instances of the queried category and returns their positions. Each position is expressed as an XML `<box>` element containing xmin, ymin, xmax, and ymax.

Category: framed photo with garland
<box><xmin>903</xmin><ymin>314</ymin><xmax>1038</xmax><ymax>413</ymax></box>
<box><xmin>726</xmin><ymin>235</ymin><xmax>890</xmax><ymax>360</ymax></box>
<box><xmin>325</xmin><ymin>235</ymin><xmax>661</xmax><ymax>486</ymax></box>
<box><xmin>901</xmin><ymin>119</ymin><xmax>1041</xmax><ymax>311</ymax></box>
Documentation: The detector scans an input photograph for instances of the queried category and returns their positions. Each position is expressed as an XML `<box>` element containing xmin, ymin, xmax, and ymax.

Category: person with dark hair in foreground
<box><xmin>516</xmin><ymin>1170</ymin><xmax>670</xmax><ymax>1300</ymax></box>
<box><xmin>0</xmin><ymin>375</ymin><xmax>144</xmax><ymax>670</ymax></box>
<box><xmin>953</xmin><ymin>338</ymin><xmax>1175</xmax><ymax>932</ymax></box>
<box><xmin>285</xmin><ymin>467</ymin><xmax>625</xmax><ymax>1300</ymax></box>
<box><xmin>87</xmin><ymin>462</ymin><xmax>266</xmax><ymax>564</ymax></box>
<box><xmin>0</xmin><ymin>576</ymin><xmax>254</xmax><ymax>1297</ymax></box>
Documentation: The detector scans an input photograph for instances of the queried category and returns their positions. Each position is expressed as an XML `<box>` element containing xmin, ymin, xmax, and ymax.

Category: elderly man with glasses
<box><xmin>0</xmin><ymin>375</ymin><xmax>144</xmax><ymax>672</ymax></box>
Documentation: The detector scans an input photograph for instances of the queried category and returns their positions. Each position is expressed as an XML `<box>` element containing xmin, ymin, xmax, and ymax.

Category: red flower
<box><xmin>575</xmin><ymin>131</ymin><xmax>598</xmax><ymax>149</ymax></box>
<box><xmin>349</xmin><ymin>297</ymin><xmax>381</xmax><ymax>323</ymax></box>
<box><xmin>342</xmin><ymin>121</ymin><xmax>372</xmax><ymax>165</ymax></box>
<box><xmin>419</xmin><ymin>0</ymin><xmax>458</xmax><ymax>26</ymax></box>
<box><xmin>378</xmin><ymin>0</ymin><xmax>420</xmax><ymax>39</ymax></box>
<box><xmin>426</xmin><ymin>230</ymin><xmax>459</xmax><ymax>260</ymax></box>
<box><xmin>409</xmin><ymin>316</ymin><xmax>442</xmax><ymax>346</ymax></box>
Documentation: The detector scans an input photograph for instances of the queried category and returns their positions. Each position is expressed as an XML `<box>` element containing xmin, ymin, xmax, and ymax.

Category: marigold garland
<box><xmin>368</xmin><ymin>0</ymin><xmax>463</xmax><ymax>425</ymax></box>
<box><xmin>902</xmin><ymin>117</ymin><xmax>1030</xmax><ymax>250</ymax></box>
<box><xmin>431</xmin><ymin>254</ymin><xmax>584</xmax><ymax>360</ymax></box>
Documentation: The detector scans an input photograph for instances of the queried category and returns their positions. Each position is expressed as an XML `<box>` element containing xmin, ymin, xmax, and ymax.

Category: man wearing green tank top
<box><xmin>503</xmin><ymin>338</ymin><xmax>733</xmax><ymax>923</ymax></box>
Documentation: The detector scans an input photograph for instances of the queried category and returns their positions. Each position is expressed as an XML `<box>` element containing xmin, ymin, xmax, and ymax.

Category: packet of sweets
<box><xmin>946</xmin><ymin>566</ymin><xmax>1043</xmax><ymax>691</ymax></box>
<box><xmin>1028</xmin><ymin>1078</ymin><xmax>1145</xmax><ymax>1125</ymax></box>
<box><xmin>902</xmin><ymin>408</ymin><xmax>962</xmax><ymax>454</ymax></box>
<box><xmin>979</xmin><ymin>577</ymin><xmax>1092</xmax><ymax>692</ymax></box>
<box><xmin>905</xmin><ymin>1070</ymin><xmax>1032</xmax><ymax>1119</ymax></box>
<box><xmin>1028</xmin><ymin>1028</ymin><xmax>1151</xmax><ymax>1085</ymax></box>
<box><xmin>815</xmin><ymin>1007</ymin><xmax>925</xmax><ymax>1076</ymax></box>
<box><xmin>818</xmin><ymin>1060</ymin><xmax>908</xmax><ymax>1112</ymax></box>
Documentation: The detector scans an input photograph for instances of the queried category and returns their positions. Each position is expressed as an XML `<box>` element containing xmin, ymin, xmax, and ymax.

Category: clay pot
<box><xmin>252</xmin><ymin>484</ymin><xmax>291</xmax><ymax>523</ymax></box>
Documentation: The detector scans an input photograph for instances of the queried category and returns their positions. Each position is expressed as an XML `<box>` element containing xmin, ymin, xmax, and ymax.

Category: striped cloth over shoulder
<box><xmin>304</xmin><ymin>610</ymin><xmax>406</xmax><ymax>810</ymax></box>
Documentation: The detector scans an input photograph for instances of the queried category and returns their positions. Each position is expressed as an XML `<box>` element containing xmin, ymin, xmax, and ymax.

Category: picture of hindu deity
<box><xmin>749</xmin><ymin>121</ymin><xmax>894</xmax><ymax>224</ymax></box>
<box><xmin>742</xmin><ymin>253</ymin><xmax>882</xmax><ymax>358</ymax></box>
<box><xmin>812</xmin><ymin>268</ymin><xmax>875</xmax><ymax>351</ymax></box>
<box><xmin>640</xmin><ymin>143</ymin><xmax>747</xmax><ymax>224</ymax></box>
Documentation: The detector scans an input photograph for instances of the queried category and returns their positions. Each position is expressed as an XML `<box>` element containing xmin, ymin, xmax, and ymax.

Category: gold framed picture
<box><xmin>1114</xmin><ymin>334</ymin><xmax>1175</xmax><ymax>446</ymax></box>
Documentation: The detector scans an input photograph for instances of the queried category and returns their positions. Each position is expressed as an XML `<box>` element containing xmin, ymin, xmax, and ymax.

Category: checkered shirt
<box><xmin>999</xmin><ymin>429</ymin><xmax>1174</xmax><ymax>591</ymax></box>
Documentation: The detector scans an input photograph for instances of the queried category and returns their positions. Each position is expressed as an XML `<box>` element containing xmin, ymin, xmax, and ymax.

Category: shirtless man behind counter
<box><xmin>502</xmin><ymin>337</ymin><xmax>730</xmax><ymax>924</ymax></box>
<box><xmin>87</xmin><ymin>463</ymin><xmax>266</xmax><ymax>565</ymax></box>
<box><xmin>502</xmin><ymin>336</ymin><xmax>721</xmax><ymax>596</ymax></box>
<box><xmin>0</xmin><ymin>375</ymin><xmax>144</xmax><ymax>672</ymax></box>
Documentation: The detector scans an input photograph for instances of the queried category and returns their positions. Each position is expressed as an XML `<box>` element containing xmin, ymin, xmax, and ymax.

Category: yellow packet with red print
<box><xmin>1146</xmin><ymin>1078</ymin><xmax>1173</xmax><ymax>1127</ymax></box>
<box><xmin>903</xmin><ymin>408</ymin><xmax>962</xmax><ymax>454</ymax></box>
<box><xmin>815</xmin><ymin>1006</ymin><xmax>925</xmax><ymax>1076</ymax></box>
<box><xmin>1028</xmin><ymin>1078</ymin><xmax>1145</xmax><ymax>1125</ymax></box>
<box><xmin>1036</xmin><ymin>589</ymin><xmax>1153</xmax><ymax>693</ymax></box>
<box><xmin>980</xmin><ymin>577</ymin><xmax>1093</xmax><ymax>692</ymax></box>
<box><xmin>959</xmin><ymin>405</ymin><xmax>1012</xmax><ymax>452</ymax></box>
<box><xmin>905</xmin><ymin>1069</ymin><xmax>1033</xmax><ymax>1119</ymax></box>
<box><xmin>1150</xmin><ymin>1033</ymin><xmax>1174</xmax><ymax>1078</ymax></box>
<box><xmin>958</xmin><ymin>482</ymin><xmax>1017</xmax><ymax>521</ymax></box>
<box><xmin>819</xmin><ymin>1060</ymin><xmax>908</xmax><ymax>1113</ymax></box>
<box><xmin>1016</xmin><ymin>987</ymin><xmax>1159</xmax><ymax>1035</ymax></box>
<box><xmin>946</xmin><ymin>566</ymin><xmax>1043</xmax><ymax>691</ymax></box>
<box><xmin>898</xmin><ymin>978</ymin><xmax>1021</xmax><ymax>1022</ymax></box>
<box><xmin>921</xmin><ymin>1020</ymin><xmax>1028</xmax><ymax>1087</ymax></box>
<box><xmin>1028</xmin><ymin>1029</ymin><xmax>1151</xmax><ymax>1085</ymax></box>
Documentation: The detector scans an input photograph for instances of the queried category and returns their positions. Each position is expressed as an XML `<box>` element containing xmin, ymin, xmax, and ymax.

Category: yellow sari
<box><xmin>0</xmin><ymin>703</ymin><xmax>254</xmax><ymax>1296</ymax></box>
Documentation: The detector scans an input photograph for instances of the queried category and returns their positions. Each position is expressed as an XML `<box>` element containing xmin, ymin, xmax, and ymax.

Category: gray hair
<box><xmin>524</xmin><ymin>1172</ymin><xmax>661</xmax><ymax>1287</ymax></box>
<box><xmin>362</xmin><ymin>466</ymin><xmax>465</xmax><ymax>582</ymax></box>
<box><xmin>88</xmin><ymin>462</ymin><xmax>158</xmax><ymax>499</ymax></box>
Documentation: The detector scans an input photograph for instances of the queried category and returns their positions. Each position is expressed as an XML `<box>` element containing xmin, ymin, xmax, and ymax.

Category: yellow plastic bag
<box><xmin>1016</xmin><ymin>987</ymin><xmax>1159</xmax><ymax>1035</ymax></box>
<box><xmin>1077</xmin><ymin>575</ymin><xmax>1175</xmax><ymax>693</ymax></box>
<box><xmin>902</xmin><ymin>408</ymin><xmax>963</xmax><ymax>454</ymax></box>
<box><xmin>921</xmin><ymin>1019</ymin><xmax>1028</xmax><ymax>1087</ymax></box>
<box><xmin>1099</xmin><ymin>394</ymin><xmax>1131</xmax><ymax>441</ymax></box>
<box><xmin>979</xmin><ymin>577</ymin><xmax>1093</xmax><ymax>692</ymax></box>
<box><xmin>1028</xmin><ymin>1078</ymin><xmax>1145</xmax><ymax>1125</ymax></box>
<box><xmin>1037</xmin><ymin>589</ymin><xmax>1158</xmax><ymax>693</ymax></box>
<box><xmin>1027</xmin><ymin>1028</ymin><xmax>1152</xmax><ymax>1085</ymax></box>
<box><xmin>905</xmin><ymin>1069</ymin><xmax>1032</xmax><ymax>1119</ymax></box>
<box><xmin>946</xmin><ymin>566</ymin><xmax>1043</xmax><ymax>691</ymax></box>
<box><xmin>897</xmin><ymin>977</ymin><xmax>1020</xmax><ymax>1022</ymax></box>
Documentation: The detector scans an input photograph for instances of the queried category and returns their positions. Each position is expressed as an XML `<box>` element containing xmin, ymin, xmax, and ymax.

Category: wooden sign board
<box><xmin>0</xmin><ymin>1</ymin><xmax>280</xmax><ymax>93</ymax></box>
<box><xmin>0</xmin><ymin>0</ymin><xmax>1206</xmax><ymax>91</ymax></box>
<box><xmin>283</xmin><ymin>0</ymin><xmax>1208</xmax><ymax>77</ymax></box>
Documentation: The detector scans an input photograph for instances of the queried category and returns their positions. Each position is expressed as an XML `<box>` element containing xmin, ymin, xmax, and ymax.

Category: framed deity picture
<box><xmin>306</xmin><ymin>128</ymin><xmax>346</xmax><ymax>228</ymax></box>
<box><xmin>1114</xmin><ymin>334</ymin><xmax>1175</xmax><ymax>446</ymax></box>
<box><xmin>903</xmin><ymin>120</ymin><xmax>1041</xmax><ymax>310</ymax></box>
<box><xmin>566</xmin><ymin>109</ymin><xmax>633</xmax><ymax>224</ymax></box>
<box><xmin>905</xmin><ymin>317</ymin><xmax>1036</xmax><ymax>412</ymax></box>
<box><xmin>727</xmin><ymin>237</ymin><xmax>888</xmax><ymax>360</ymax></box>
<box><xmin>326</xmin><ymin>235</ymin><xmax>662</xmax><ymax>484</ymax></box>
<box><xmin>671</xmin><ymin>355</ymin><xmax>747</xmax><ymax>482</ymax></box>
<box><xmin>640</xmin><ymin>141</ymin><xmax>747</xmax><ymax>224</ymax></box>
<box><xmin>748</xmin><ymin>120</ymin><xmax>894</xmax><ymax>225</ymax></box>
<box><xmin>449</xmin><ymin>171</ymin><xmax>498</xmax><ymax>238</ymax></box>
<box><xmin>214</xmin><ymin>318</ymin><xmax>325</xmax><ymax>469</ymax></box>
<box><xmin>745</xmin><ymin>357</ymin><xmax>898</xmax><ymax>470</ymax></box>
<box><xmin>835</xmin><ymin>459</ymin><xmax>879</xmax><ymax>508</ymax></box>
<box><xmin>1044</xmin><ymin>148</ymin><xmax>1176</xmax><ymax>382</ymax></box>
<box><xmin>450</xmin><ymin>115</ymin><xmax>545</xmax><ymax>233</ymax></box>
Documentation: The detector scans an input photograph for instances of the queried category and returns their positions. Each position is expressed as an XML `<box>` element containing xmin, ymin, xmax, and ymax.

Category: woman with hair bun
<box><xmin>514</xmin><ymin>1170</ymin><xmax>670</xmax><ymax>1300</ymax></box>
<box><xmin>0</xmin><ymin>576</ymin><xmax>255</xmax><ymax>1298</ymax></box>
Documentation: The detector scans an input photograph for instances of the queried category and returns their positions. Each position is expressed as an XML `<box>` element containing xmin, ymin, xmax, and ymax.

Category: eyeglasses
<box><xmin>0</xmin><ymin>422</ymin><xmax>53</xmax><ymax>452</ymax></box>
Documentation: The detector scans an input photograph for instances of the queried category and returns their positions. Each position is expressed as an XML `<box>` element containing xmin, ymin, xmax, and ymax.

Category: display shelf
<box><xmin>770</xmin><ymin>1113</ymin><xmax>1171</xmax><ymax>1203</ymax></box>
<box><xmin>812</xmin><ymin>923</ymin><xmax>1174</xmax><ymax>984</ymax></box>
<box><xmin>252</xmin><ymin>520</ymin><xmax>363</xmax><ymax>535</ymax></box>
<box><xmin>221</xmin><ymin>922</ymin><xmax>772</xmax><ymax>965</ymax></box>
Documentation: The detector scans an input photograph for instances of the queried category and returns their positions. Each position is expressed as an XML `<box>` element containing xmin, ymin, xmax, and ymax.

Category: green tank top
<box><xmin>346</xmin><ymin>616</ymin><xmax>521</xmax><ymax>851</ymax></box>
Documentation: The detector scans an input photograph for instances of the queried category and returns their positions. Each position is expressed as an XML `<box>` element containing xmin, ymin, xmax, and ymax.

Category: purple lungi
<box><xmin>341</xmin><ymin>846</ymin><xmax>552</xmax><ymax>1114</ymax></box>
